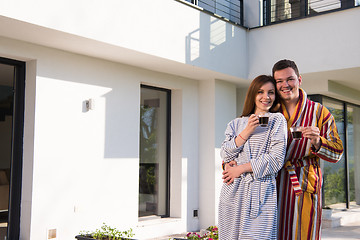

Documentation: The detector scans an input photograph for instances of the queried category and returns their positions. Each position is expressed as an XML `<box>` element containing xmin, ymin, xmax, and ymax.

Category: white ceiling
<box><xmin>303</xmin><ymin>67</ymin><xmax>360</xmax><ymax>90</ymax></box>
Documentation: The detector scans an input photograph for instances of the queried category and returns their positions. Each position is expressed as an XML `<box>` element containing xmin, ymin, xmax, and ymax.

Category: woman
<box><xmin>218</xmin><ymin>75</ymin><xmax>287</xmax><ymax>240</ymax></box>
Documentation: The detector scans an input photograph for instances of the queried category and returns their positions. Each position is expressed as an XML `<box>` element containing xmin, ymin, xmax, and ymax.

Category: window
<box><xmin>0</xmin><ymin>57</ymin><xmax>25</xmax><ymax>240</ymax></box>
<box><xmin>346</xmin><ymin>105</ymin><xmax>360</xmax><ymax>207</ymax></box>
<box><xmin>321</xmin><ymin>98</ymin><xmax>346</xmax><ymax>209</ymax></box>
<box><xmin>309</xmin><ymin>94</ymin><xmax>360</xmax><ymax>210</ymax></box>
<box><xmin>0</xmin><ymin>64</ymin><xmax>14</xmax><ymax>235</ymax></box>
<box><xmin>139</xmin><ymin>85</ymin><xmax>171</xmax><ymax>218</ymax></box>
<box><xmin>263</xmin><ymin>0</ymin><xmax>358</xmax><ymax>25</ymax></box>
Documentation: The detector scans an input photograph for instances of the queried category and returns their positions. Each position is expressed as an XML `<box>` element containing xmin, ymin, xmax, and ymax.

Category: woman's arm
<box><xmin>221</xmin><ymin>115</ymin><xmax>260</xmax><ymax>184</ymax></box>
<box><xmin>220</xmin><ymin>120</ymin><xmax>243</xmax><ymax>163</ymax></box>
<box><xmin>222</xmin><ymin>162</ymin><xmax>252</xmax><ymax>185</ymax></box>
<box><xmin>250</xmin><ymin>114</ymin><xmax>287</xmax><ymax>179</ymax></box>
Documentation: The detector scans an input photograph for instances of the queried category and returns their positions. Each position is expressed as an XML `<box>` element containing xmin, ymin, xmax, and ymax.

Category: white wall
<box><xmin>214</xmin><ymin>80</ymin><xmax>237</xmax><ymax>228</ymax></box>
<box><xmin>0</xmin><ymin>0</ymin><xmax>249</xmax><ymax>81</ymax></box>
<box><xmin>197</xmin><ymin>79</ymin><xmax>237</xmax><ymax>230</ymax></box>
<box><xmin>236</xmin><ymin>87</ymin><xmax>248</xmax><ymax>117</ymax></box>
<box><xmin>0</xmin><ymin>35</ymin><xmax>204</xmax><ymax>239</ymax></box>
<box><xmin>198</xmin><ymin>80</ymin><xmax>215</xmax><ymax>230</ymax></box>
<box><xmin>247</xmin><ymin>7</ymin><xmax>360</xmax><ymax>78</ymax></box>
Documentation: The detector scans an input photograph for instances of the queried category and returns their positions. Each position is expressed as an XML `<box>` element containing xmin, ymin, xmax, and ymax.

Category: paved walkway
<box><xmin>151</xmin><ymin>222</ymin><xmax>360</xmax><ymax>240</ymax></box>
<box><xmin>321</xmin><ymin>221</ymin><xmax>360</xmax><ymax>240</ymax></box>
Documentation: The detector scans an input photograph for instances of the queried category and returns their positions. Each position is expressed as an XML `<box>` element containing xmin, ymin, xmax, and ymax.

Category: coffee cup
<box><xmin>258</xmin><ymin>113</ymin><xmax>269</xmax><ymax>127</ymax></box>
<box><xmin>290</xmin><ymin>126</ymin><xmax>303</xmax><ymax>140</ymax></box>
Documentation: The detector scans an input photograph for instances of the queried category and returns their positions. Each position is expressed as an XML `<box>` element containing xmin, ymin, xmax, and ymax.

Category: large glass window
<box><xmin>139</xmin><ymin>85</ymin><xmax>170</xmax><ymax>218</ymax></box>
<box><xmin>347</xmin><ymin>105</ymin><xmax>360</xmax><ymax>208</ymax></box>
<box><xmin>322</xmin><ymin>98</ymin><xmax>346</xmax><ymax>209</ymax></box>
<box><xmin>309</xmin><ymin>94</ymin><xmax>360</xmax><ymax>210</ymax></box>
<box><xmin>0</xmin><ymin>58</ymin><xmax>25</xmax><ymax>240</ymax></box>
<box><xmin>263</xmin><ymin>0</ymin><xmax>358</xmax><ymax>25</ymax></box>
<box><xmin>0</xmin><ymin>63</ymin><xmax>14</xmax><ymax>238</ymax></box>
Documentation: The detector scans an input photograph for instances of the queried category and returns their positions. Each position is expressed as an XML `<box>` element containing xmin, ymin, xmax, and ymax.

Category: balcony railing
<box><xmin>185</xmin><ymin>0</ymin><xmax>244</xmax><ymax>26</ymax></box>
<box><xmin>263</xmin><ymin>0</ymin><xmax>360</xmax><ymax>25</ymax></box>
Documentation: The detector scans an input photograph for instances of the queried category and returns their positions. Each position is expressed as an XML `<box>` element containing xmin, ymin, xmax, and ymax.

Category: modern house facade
<box><xmin>0</xmin><ymin>0</ymin><xmax>359</xmax><ymax>239</ymax></box>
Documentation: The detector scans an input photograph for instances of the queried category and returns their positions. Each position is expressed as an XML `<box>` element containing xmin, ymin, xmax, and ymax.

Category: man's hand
<box><xmin>302</xmin><ymin>126</ymin><xmax>321</xmax><ymax>151</ymax></box>
<box><xmin>224</xmin><ymin>160</ymin><xmax>237</xmax><ymax>170</ymax></box>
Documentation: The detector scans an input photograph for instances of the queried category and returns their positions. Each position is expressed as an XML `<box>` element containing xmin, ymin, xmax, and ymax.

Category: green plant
<box><xmin>79</xmin><ymin>223</ymin><xmax>134</xmax><ymax>240</ymax></box>
<box><xmin>186</xmin><ymin>226</ymin><xmax>218</xmax><ymax>240</ymax></box>
<box><xmin>323</xmin><ymin>166</ymin><xmax>346</xmax><ymax>205</ymax></box>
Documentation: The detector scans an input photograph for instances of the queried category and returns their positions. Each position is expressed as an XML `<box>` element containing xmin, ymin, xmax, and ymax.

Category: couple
<box><xmin>218</xmin><ymin>59</ymin><xmax>344</xmax><ymax>240</ymax></box>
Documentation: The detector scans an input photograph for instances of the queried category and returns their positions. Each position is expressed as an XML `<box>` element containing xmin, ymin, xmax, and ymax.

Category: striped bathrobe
<box><xmin>277</xmin><ymin>88</ymin><xmax>344</xmax><ymax>240</ymax></box>
<box><xmin>219</xmin><ymin>112</ymin><xmax>287</xmax><ymax>240</ymax></box>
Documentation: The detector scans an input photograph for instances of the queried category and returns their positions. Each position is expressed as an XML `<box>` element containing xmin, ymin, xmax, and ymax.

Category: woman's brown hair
<box><xmin>241</xmin><ymin>75</ymin><xmax>280</xmax><ymax>117</ymax></box>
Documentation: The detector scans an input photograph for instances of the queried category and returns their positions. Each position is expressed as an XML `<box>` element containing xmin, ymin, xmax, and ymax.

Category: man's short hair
<box><xmin>272</xmin><ymin>59</ymin><xmax>300</xmax><ymax>77</ymax></box>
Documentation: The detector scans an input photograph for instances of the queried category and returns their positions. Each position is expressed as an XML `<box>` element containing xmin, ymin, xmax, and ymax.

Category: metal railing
<box><xmin>185</xmin><ymin>0</ymin><xmax>243</xmax><ymax>26</ymax></box>
<box><xmin>263</xmin><ymin>0</ymin><xmax>359</xmax><ymax>25</ymax></box>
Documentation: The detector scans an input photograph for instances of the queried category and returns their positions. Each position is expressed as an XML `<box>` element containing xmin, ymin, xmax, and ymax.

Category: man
<box><xmin>272</xmin><ymin>59</ymin><xmax>343</xmax><ymax>240</ymax></box>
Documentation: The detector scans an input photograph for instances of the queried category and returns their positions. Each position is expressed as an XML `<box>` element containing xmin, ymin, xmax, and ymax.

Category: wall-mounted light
<box><xmin>85</xmin><ymin>99</ymin><xmax>94</xmax><ymax>111</ymax></box>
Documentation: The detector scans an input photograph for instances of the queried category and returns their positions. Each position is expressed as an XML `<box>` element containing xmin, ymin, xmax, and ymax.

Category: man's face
<box><xmin>274</xmin><ymin>67</ymin><xmax>302</xmax><ymax>102</ymax></box>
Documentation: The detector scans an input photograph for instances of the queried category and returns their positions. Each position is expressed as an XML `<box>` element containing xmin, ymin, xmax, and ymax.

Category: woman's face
<box><xmin>254</xmin><ymin>81</ymin><xmax>276</xmax><ymax>115</ymax></box>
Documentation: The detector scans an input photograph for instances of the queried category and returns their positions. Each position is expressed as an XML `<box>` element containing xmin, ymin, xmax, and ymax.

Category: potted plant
<box><xmin>75</xmin><ymin>223</ymin><xmax>135</xmax><ymax>240</ymax></box>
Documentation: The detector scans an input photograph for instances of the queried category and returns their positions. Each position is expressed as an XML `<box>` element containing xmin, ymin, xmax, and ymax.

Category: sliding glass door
<box><xmin>309</xmin><ymin>94</ymin><xmax>360</xmax><ymax>210</ymax></box>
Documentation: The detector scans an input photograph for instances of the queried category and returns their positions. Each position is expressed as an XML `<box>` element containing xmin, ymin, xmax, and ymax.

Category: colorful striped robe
<box><xmin>277</xmin><ymin>88</ymin><xmax>343</xmax><ymax>240</ymax></box>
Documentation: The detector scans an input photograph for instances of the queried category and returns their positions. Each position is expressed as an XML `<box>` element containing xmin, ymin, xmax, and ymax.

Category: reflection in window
<box><xmin>309</xmin><ymin>95</ymin><xmax>360</xmax><ymax>210</ymax></box>
<box><xmin>264</xmin><ymin>0</ymin><xmax>357</xmax><ymax>25</ymax></box>
<box><xmin>0</xmin><ymin>64</ymin><xmax>14</xmax><ymax>233</ymax></box>
<box><xmin>308</xmin><ymin>0</ymin><xmax>340</xmax><ymax>14</ymax></box>
<box><xmin>347</xmin><ymin>105</ymin><xmax>360</xmax><ymax>207</ymax></box>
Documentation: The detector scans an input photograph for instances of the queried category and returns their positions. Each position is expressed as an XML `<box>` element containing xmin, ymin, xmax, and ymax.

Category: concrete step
<box><xmin>322</xmin><ymin>206</ymin><xmax>360</xmax><ymax>229</ymax></box>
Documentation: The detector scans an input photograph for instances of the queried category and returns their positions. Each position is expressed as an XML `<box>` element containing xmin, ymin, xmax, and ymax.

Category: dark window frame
<box><xmin>0</xmin><ymin>56</ymin><xmax>26</xmax><ymax>240</ymax></box>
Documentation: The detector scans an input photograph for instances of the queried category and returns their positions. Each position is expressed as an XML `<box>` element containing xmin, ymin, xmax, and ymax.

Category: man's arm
<box><xmin>311</xmin><ymin>106</ymin><xmax>343</xmax><ymax>163</ymax></box>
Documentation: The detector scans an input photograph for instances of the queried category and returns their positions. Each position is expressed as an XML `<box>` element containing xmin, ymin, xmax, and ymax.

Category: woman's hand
<box><xmin>222</xmin><ymin>165</ymin><xmax>242</xmax><ymax>185</ymax></box>
<box><xmin>235</xmin><ymin>114</ymin><xmax>259</xmax><ymax>147</ymax></box>
<box><xmin>245</xmin><ymin>114</ymin><xmax>260</xmax><ymax>134</ymax></box>
<box><xmin>222</xmin><ymin>162</ymin><xmax>252</xmax><ymax>185</ymax></box>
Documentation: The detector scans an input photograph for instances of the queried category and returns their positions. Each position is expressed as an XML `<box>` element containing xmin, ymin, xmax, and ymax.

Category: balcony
<box><xmin>183</xmin><ymin>0</ymin><xmax>244</xmax><ymax>26</ymax></box>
